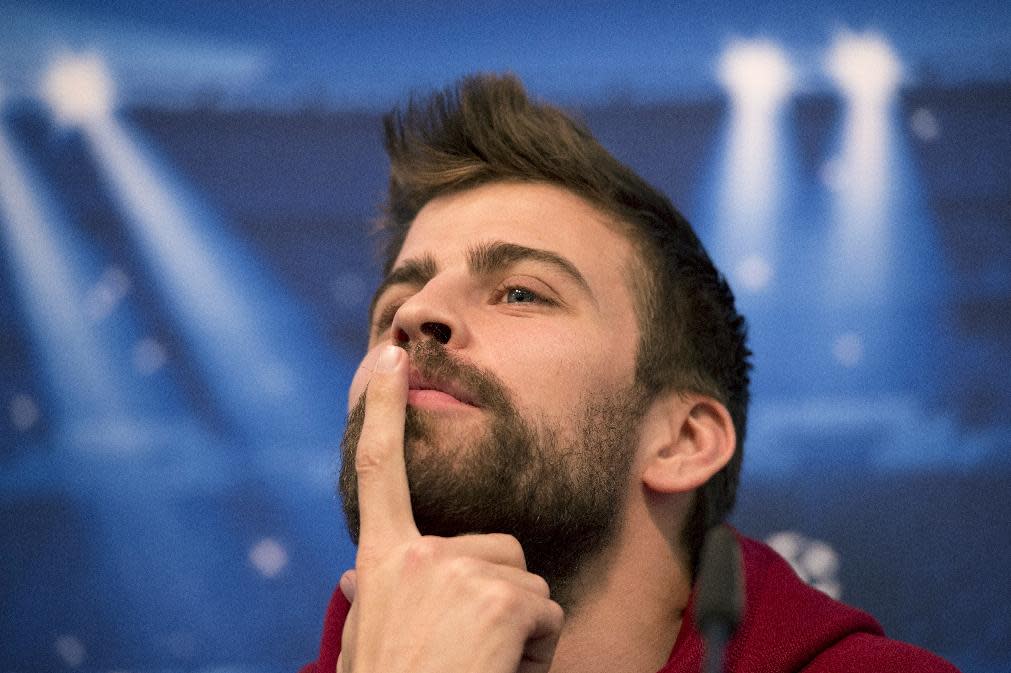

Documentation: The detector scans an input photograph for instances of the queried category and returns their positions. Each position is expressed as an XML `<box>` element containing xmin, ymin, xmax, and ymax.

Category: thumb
<box><xmin>339</xmin><ymin>568</ymin><xmax>357</xmax><ymax>603</ymax></box>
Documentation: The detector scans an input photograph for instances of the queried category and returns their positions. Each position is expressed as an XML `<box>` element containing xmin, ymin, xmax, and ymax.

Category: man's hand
<box><xmin>338</xmin><ymin>345</ymin><xmax>564</xmax><ymax>673</ymax></box>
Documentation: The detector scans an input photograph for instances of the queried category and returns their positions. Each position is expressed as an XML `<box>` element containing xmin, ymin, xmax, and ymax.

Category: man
<box><xmin>302</xmin><ymin>74</ymin><xmax>957</xmax><ymax>673</ymax></box>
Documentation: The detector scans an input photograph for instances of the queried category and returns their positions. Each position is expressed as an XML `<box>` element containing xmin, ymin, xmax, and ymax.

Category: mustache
<box><xmin>339</xmin><ymin>340</ymin><xmax>519</xmax><ymax>545</ymax></box>
<box><xmin>405</xmin><ymin>340</ymin><xmax>511</xmax><ymax>411</ymax></box>
<box><xmin>342</xmin><ymin>340</ymin><xmax>516</xmax><ymax>457</ymax></box>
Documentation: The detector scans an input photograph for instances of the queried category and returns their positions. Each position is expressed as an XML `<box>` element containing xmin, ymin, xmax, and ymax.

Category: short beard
<box><xmin>339</xmin><ymin>341</ymin><xmax>645</xmax><ymax>610</ymax></box>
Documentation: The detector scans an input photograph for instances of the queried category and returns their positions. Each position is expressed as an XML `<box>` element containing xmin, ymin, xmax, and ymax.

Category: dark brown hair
<box><xmin>377</xmin><ymin>73</ymin><xmax>751</xmax><ymax>571</ymax></box>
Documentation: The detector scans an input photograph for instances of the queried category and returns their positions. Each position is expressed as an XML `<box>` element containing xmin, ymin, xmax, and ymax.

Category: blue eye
<box><xmin>505</xmin><ymin>287</ymin><xmax>539</xmax><ymax>303</ymax></box>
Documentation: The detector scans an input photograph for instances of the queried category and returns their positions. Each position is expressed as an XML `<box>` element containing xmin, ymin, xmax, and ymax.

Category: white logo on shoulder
<box><xmin>765</xmin><ymin>530</ymin><xmax>842</xmax><ymax>599</ymax></box>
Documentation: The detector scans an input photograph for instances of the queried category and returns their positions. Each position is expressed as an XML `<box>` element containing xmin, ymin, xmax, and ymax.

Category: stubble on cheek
<box><xmin>337</xmin><ymin>394</ymin><xmax>366</xmax><ymax>543</ymax></box>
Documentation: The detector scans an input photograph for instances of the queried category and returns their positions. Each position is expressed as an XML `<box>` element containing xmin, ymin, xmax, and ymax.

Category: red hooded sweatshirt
<box><xmin>300</xmin><ymin>533</ymin><xmax>958</xmax><ymax>673</ymax></box>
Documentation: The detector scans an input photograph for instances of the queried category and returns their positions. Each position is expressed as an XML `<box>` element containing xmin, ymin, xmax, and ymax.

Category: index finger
<box><xmin>355</xmin><ymin>344</ymin><xmax>418</xmax><ymax>549</ymax></box>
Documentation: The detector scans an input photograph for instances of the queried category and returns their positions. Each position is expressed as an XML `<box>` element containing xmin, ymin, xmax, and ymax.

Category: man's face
<box><xmin>340</xmin><ymin>182</ymin><xmax>646</xmax><ymax>605</ymax></box>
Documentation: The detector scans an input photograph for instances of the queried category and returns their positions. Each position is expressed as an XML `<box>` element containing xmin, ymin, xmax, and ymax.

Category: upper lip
<box><xmin>408</xmin><ymin>368</ymin><xmax>479</xmax><ymax>407</ymax></box>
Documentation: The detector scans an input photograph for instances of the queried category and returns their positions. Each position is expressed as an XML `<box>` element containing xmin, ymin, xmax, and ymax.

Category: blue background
<box><xmin>1</xmin><ymin>2</ymin><xmax>1009</xmax><ymax>671</ymax></box>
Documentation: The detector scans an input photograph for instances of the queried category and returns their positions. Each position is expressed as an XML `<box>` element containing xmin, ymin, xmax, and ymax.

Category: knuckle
<box><xmin>540</xmin><ymin>599</ymin><xmax>565</xmax><ymax>633</ymax></box>
<box><xmin>548</xmin><ymin>599</ymin><xmax>565</xmax><ymax>625</ymax></box>
<box><xmin>530</xmin><ymin>573</ymin><xmax>550</xmax><ymax>598</ymax></box>
<box><xmin>444</xmin><ymin>555</ymin><xmax>479</xmax><ymax>583</ymax></box>
<box><xmin>490</xmin><ymin>533</ymin><xmax>526</xmax><ymax>568</ymax></box>
<box><xmin>403</xmin><ymin>536</ymin><xmax>440</xmax><ymax>567</ymax></box>
<box><xmin>479</xmin><ymin>579</ymin><xmax>523</xmax><ymax>616</ymax></box>
<box><xmin>354</xmin><ymin>440</ymin><xmax>387</xmax><ymax>474</ymax></box>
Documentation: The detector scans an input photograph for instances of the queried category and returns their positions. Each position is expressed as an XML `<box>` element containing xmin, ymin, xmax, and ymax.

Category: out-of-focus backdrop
<box><xmin>2</xmin><ymin>1</ymin><xmax>1009</xmax><ymax>671</ymax></box>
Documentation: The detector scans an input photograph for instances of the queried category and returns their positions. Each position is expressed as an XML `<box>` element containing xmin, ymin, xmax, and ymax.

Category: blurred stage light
<box><xmin>249</xmin><ymin>537</ymin><xmax>289</xmax><ymax>578</ymax></box>
<box><xmin>1</xmin><ymin>105</ymin><xmax>198</xmax><ymax>446</ymax></box>
<box><xmin>824</xmin><ymin>31</ymin><xmax>902</xmax><ymax>109</ymax></box>
<box><xmin>55</xmin><ymin>635</ymin><xmax>87</xmax><ymax>668</ymax></box>
<box><xmin>718</xmin><ymin>39</ymin><xmax>794</xmax><ymax>114</ymax></box>
<box><xmin>736</xmin><ymin>254</ymin><xmax>774</xmax><ymax>293</ymax></box>
<box><xmin>83</xmin><ymin>265</ymin><xmax>132</xmax><ymax>323</ymax></box>
<box><xmin>60</xmin><ymin>109</ymin><xmax>347</xmax><ymax>441</ymax></box>
<box><xmin>832</xmin><ymin>332</ymin><xmax>865</xmax><ymax>368</ymax></box>
<box><xmin>35</xmin><ymin>51</ymin><xmax>342</xmax><ymax>437</ymax></box>
<box><xmin>40</xmin><ymin>52</ymin><xmax>115</xmax><ymax>127</ymax></box>
<box><xmin>0</xmin><ymin>120</ymin><xmax>125</xmax><ymax>420</ymax></box>
<box><xmin>13</xmin><ymin>61</ymin><xmax>330</xmax><ymax>646</ymax></box>
<box><xmin>712</xmin><ymin>38</ymin><xmax>796</xmax><ymax>293</ymax></box>
<box><xmin>909</xmin><ymin>108</ymin><xmax>941</xmax><ymax>142</ymax></box>
<box><xmin>818</xmin><ymin>30</ymin><xmax>942</xmax><ymax>395</ymax></box>
<box><xmin>132</xmin><ymin>337</ymin><xmax>169</xmax><ymax>376</ymax></box>
<box><xmin>35</xmin><ymin>50</ymin><xmax>349</xmax><ymax>442</ymax></box>
<box><xmin>9</xmin><ymin>393</ymin><xmax>41</xmax><ymax>432</ymax></box>
<box><xmin>822</xmin><ymin>31</ymin><xmax>904</xmax><ymax>303</ymax></box>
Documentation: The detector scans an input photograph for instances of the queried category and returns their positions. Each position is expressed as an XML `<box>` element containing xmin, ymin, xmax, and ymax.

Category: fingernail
<box><xmin>375</xmin><ymin>345</ymin><xmax>402</xmax><ymax>372</ymax></box>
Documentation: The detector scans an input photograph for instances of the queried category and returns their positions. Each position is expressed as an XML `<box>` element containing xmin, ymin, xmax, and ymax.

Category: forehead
<box><xmin>394</xmin><ymin>182</ymin><xmax>637</xmax><ymax>276</ymax></box>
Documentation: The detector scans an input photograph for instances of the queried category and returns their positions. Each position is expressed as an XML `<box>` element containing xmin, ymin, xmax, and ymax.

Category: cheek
<box><xmin>492</xmin><ymin>325</ymin><xmax>635</xmax><ymax>406</ymax></box>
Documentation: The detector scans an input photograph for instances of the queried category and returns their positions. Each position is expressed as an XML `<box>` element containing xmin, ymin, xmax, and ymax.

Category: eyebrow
<box><xmin>368</xmin><ymin>240</ymin><xmax>594</xmax><ymax>322</ymax></box>
<box><xmin>468</xmin><ymin>241</ymin><xmax>592</xmax><ymax>297</ymax></box>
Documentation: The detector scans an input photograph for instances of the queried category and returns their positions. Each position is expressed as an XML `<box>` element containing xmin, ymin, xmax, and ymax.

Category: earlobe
<box><xmin>641</xmin><ymin>395</ymin><xmax>736</xmax><ymax>494</ymax></box>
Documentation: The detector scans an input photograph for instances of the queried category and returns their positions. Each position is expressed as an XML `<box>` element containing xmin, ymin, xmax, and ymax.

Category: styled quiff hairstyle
<box><xmin>377</xmin><ymin>73</ymin><xmax>751</xmax><ymax>571</ymax></box>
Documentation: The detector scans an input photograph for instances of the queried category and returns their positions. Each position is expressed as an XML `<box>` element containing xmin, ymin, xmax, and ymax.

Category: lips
<box><xmin>408</xmin><ymin>368</ymin><xmax>479</xmax><ymax>408</ymax></box>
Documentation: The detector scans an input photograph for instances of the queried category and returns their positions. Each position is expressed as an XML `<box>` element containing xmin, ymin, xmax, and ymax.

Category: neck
<box><xmin>547</xmin><ymin>488</ymin><xmax>693</xmax><ymax>673</ymax></box>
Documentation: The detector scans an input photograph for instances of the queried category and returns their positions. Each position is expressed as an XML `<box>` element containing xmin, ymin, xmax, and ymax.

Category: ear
<box><xmin>640</xmin><ymin>393</ymin><xmax>736</xmax><ymax>494</ymax></box>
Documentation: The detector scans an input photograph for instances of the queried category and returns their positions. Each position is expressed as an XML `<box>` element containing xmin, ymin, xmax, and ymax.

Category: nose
<box><xmin>390</xmin><ymin>281</ymin><xmax>466</xmax><ymax>348</ymax></box>
<box><xmin>394</xmin><ymin>321</ymin><xmax>451</xmax><ymax>345</ymax></box>
<box><xmin>419</xmin><ymin>322</ymin><xmax>451</xmax><ymax>344</ymax></box>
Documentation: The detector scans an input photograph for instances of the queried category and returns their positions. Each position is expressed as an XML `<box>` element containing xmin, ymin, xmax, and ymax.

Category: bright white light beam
<box><xmin>0</xmin><ymin>117</ymin><xmax>125</xmax><ymax>421</ymax></box>
<box><xmin>823</xmin><ymin>30</ymin><xmax>904</xmax><ymax>301</ymax></box>
<box><xmin>40</xmin><ymin>51</ymin><xmax>116</xmax><ymax>127</ymax></box>
<box><xmin>38</xmin><ymin>52</ymin><xmax>344</xmax><ymax>441</ymax></box>
<box><xmin>715</xmin><ymin>39</ymin><xmax>796</xmax><ymax>292</ymax></box>
<box><xmin>825</xmin><ymin>31</ymin><xmax>902</xmax><ymax>110</ymax></box>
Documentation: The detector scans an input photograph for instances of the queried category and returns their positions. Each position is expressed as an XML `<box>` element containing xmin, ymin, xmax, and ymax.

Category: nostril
<box><xmin>421</xmin><ymin>322</ymin><xmax>451</xmax><ymax>344</ymax></box>
<box><xmin>394</xmin><ymin>327</ymin><xmax>410</xmax><ymax>344</ymax></box>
